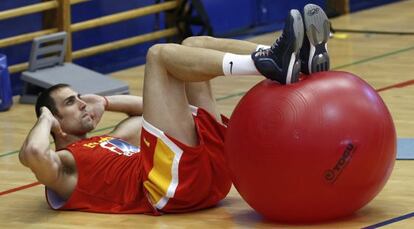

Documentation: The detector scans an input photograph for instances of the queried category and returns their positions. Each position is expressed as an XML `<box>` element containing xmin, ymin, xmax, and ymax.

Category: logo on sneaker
<box><xmin>307</xmin><ymin>7</ymin><xmax>320</xmax><ymax>16</ymax></box>
<box><xmin>229</xmin><ymin>61</ymin><xmax>233</xmax><ymax>74</ymax></box>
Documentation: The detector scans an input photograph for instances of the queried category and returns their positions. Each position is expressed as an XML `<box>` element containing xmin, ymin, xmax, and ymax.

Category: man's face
<box><xmin>51</xmin><ymin>87</ymin><xmax>95</xmax><ymax>136</ymax></box>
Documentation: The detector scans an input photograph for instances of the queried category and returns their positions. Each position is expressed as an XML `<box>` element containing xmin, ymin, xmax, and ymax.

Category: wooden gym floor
<box><xmin>0</xmin><ymin>1</ymin><xmax>413</xmax><ymax>228</ymax></box>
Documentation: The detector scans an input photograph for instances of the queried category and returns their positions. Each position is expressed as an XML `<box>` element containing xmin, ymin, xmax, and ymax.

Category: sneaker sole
<box><xmin>286</xmin><ymin>9</ymin><xmax>304</xmax><ymax>84</ymax></box>
<box><xmin>303</xmin><ymin>4</ymin><xmax>330</xmax><ymax>74</ymax></box>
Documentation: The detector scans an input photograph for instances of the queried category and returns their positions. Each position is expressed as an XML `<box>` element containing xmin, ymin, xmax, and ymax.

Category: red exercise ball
<box><xmin>224</xmin><ymin>71</ymin><xmax>396</xmax><ymax>222</ymax></box>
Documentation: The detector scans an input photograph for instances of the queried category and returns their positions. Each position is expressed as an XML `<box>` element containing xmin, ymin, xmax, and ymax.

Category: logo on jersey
<box><xmin>100</xmin><ymin>138</ymin><xmax>140</xmax><ymax>156</ymax></box>
<box><xmin>143</xmin><ymin>137</ymin><xmax>151</xmax><ymax>147</ymax></box>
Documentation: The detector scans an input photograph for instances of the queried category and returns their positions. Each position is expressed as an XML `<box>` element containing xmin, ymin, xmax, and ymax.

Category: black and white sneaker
<box><xmin>300</xmin><ymin>4</ymin><xmax>331</xmax><ymax>74</ymax></box>
<box><xmin>251</xmin><ymin>9</ymin><xmax>304</xmax><ymax>84</ymax></box>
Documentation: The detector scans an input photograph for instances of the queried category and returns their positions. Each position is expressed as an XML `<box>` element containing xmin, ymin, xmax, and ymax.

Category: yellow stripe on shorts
<box><xmin>143</xmin><ymin>133</ymin><xmax>183</xmax><ymax>209</ymax></box>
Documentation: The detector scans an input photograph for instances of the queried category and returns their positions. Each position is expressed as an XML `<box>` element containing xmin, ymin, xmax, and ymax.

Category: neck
<box><xmin>54</xmin><ymin>134</ymin><xmax>87</xmax><ymax>150</ymax></box>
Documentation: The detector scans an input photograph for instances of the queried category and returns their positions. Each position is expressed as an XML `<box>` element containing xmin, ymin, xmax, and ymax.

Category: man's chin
<box><xmin>75</xmin><ymin>126</ymin><xmax>95</xmax><ymax>136</ymax></box>
<box><xmin>83</xmin><ymin>120</ymin><xmax>96</xmax><ymax>132</ymax></box>
<box><xmin>85</xmin><ymin>125</ymin><xmax>95</xmax><ymax>133</ymax></box>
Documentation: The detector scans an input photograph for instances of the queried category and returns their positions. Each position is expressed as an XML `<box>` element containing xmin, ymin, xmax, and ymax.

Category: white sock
<box><xmin>256</xmin><ymin>44</ymin><xmax>271</xmax><ymax>51</ymax></box>
<box><xmin>222</xmin><ymin>53</ymin><xmax>260</xmax><ymax>76</ymax></box>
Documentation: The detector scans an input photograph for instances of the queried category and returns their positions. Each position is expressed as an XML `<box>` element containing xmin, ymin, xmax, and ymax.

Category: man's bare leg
<box><xmin>143</xmin><ymin>40</ymin><xmax>271</xmax><ymax>145</ymax></box>
<box><xmin>183</xmin><ymin>36</ymin><xmax>262</xmax><ymax>54</ymax></box>
<box><xmin>144</xmin><ymin>10</ymin><xmax>305</xmax><ymax>145</ymax></box>
<box><xmin>143</xmin><ymin>44</ymin><xmax>228</xmax><ymax>146</ymax></box>
<box><xmin>184</xmin><ymin>81</ymin><xmax>218</xmax><ymax>120</ymax></box>
<box><xmin>181</xmin><ymin>36</ymin><xmax>268</xmax><ymax>120</ymax></box>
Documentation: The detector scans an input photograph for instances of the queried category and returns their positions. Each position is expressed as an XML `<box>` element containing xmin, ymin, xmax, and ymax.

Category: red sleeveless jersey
<box><xmin>45</xmin><ymin>107</ymin><xmax>232</xmax><ymax>214</ymax></box>
<box><xmin>45</xmin><ymin>135</ymin><xmax>155</xmax><ymax>214</ymax></box>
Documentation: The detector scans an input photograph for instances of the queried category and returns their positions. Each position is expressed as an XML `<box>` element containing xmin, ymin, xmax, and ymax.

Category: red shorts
<box><xmin>140</xmin><ymin>106</ymin><xmax>232</xmax><ymax>213</ymax></box>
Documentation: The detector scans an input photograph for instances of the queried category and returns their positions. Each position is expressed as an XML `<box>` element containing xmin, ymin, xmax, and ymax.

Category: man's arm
<box><xmin>19</xmin><ymin>107</ymin><xmax>65</xmax><ymax>186</ymax></box>
<box><xmin>81</xmin><ymin>94</ymin><xmax>143</xmax><ymax>119</ymax></box>
<box><xmin>106</xmin><ymin>95</ymin><xmax>143</xmax><ymax>146</ymax></box>
<box><xmin>105</xmin><ymin>95</ymin><xmax>143</xmax><ymax>116</ymax></box>
<box><xmin>82</xmin><ymin>94</ymin><xmax>144</xmax><ymax>145</ymax></box>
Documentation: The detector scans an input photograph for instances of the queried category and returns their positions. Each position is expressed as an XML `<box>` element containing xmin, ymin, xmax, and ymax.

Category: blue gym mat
<box><xmin>397</xmin><ymin>138</ymin><xmax>414</xmax><ymax>160</ymax></box>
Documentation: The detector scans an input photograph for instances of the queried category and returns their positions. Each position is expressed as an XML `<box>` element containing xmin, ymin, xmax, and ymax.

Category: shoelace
<box><xmin>254</xmin><ymin>32</ymin><xmax>285</xmax><ymax>57</ymax></box>
<box><xmin>255</xmin><ymin>47</ymin><xmax>273</xmax><ymax>57</ymax></box>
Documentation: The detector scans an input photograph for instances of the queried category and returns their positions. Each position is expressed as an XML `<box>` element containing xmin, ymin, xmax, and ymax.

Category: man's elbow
<box><xmin>18</xmin><ymin>151</ymin><xmax>29</xmax><ymax>166</ymax></box>
<box><xmin>19</xmin><ymin>144</ymin><xmax>43</xmax><ymax>167</ymax></box>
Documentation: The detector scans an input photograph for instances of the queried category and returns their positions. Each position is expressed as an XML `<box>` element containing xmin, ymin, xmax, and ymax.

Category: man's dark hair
<box><xmin>35</xmin><ymin>84</ymin><xmax>70</xmax><ymax>118</ymax></box>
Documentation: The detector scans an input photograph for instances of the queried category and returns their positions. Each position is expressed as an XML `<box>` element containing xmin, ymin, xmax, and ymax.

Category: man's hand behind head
<box><xmin>40</xmin><ymin>106</ymin><xmax>67</xmax><ymax>138</ymax></box>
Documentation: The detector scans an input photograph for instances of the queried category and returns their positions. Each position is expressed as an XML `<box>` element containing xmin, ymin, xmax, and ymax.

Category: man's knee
<box><xmin>146</xmin><ymin>44</ymin><xmax>164</xmax><ymax>62</ymax></box>
<box><xmin>182</xmin><ymin>36</ymin><xmax>214</xmax><ymax>48</ymax></box>
<box><xmin>146</xmin><ymin>43</ymin><xmax>181</xmax><ymax>63</ymax></box>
